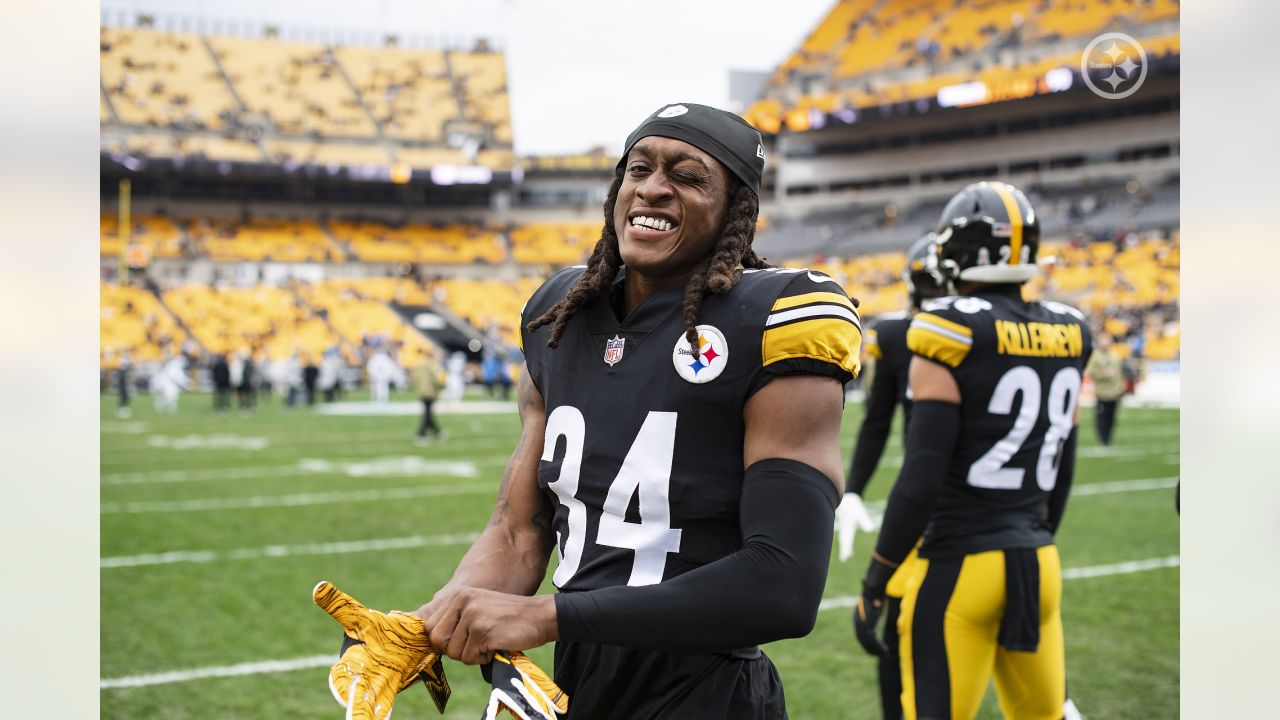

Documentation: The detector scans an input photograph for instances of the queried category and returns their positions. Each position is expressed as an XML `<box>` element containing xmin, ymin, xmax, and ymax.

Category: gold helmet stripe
<box><xmin>991</xmin><ymin>182</ymin><xmax>1024</xmax><ymax>266</ymax></box>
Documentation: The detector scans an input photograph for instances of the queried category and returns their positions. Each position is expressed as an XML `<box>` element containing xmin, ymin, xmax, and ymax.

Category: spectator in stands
<box><xmin>211</xmin><ymin>353</ymin><xmax>232</xmax><ymax>412</ymax></box>
<box><xmin>1086</xmin><ymin>332</ymin><xmax>1126</xmax><ymax>446</ymax></box>
<box><xmin>411</xmin><ymin>347</ymin><xmax>445</xmax><ymax>446</ymax></box>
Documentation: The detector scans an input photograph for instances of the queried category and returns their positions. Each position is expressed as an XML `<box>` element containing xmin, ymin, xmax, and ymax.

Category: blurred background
<box><xmin>98</xmin><ymin>1</ymin><xmax>1179</xmax><ymax>717</ymax></box>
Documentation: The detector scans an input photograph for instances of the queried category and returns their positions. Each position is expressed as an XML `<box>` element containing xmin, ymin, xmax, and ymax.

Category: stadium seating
<box><xmin>430</xmin><ymin>277</ymin><xmax>545</xmax><ymax>348</ymax></box>
<box><xmin>101</xmin><ymin>133</ymin><xmax>264</xmax><ymax>163</ymax></box>
<box><xmin>186</xmin><ymin>217</ymin><xmax>344</xmax><ymax>263</ymax></box>
<box><xmin>100</xmin><ymin>27</ymin><xmax>239</xmax><ymax>130</ymax></box>
<box><xmin>449</xmin><ymin>51</ymin><xmax>513</xmax><ymax>144</ymax></box>
<box><xmin>209</xmin><ymin>36</ymin><xmax>376</xmax><ymax>138</ymax></box>
<box><xmin>747</xmin><ymin>0</ymin><xmax>1179</xmax><ymax>131</ymax></box>
<box><xmin>334</xmin><ymin>45</ymin><xmax>456</xmax><ymax>142</ymax></box>
<box><xmin>300</xmin><ymin>281</ymin><xmax>438</xmax><ymax>366</ymax></box>
<box><xmin>100</xmin><ymin>283</ymin><xmax>188</xmax><ymax>364</ymax></box>
<box><xmin>100</xmin><ymin>213</ymin><xmax>187</xmax><ymax>259</ymax></box>
<box><xmin>328</xmin><ymin>220</ymin><xmax>506</xmax><ymax>264</ymax></box>
<box><xmin>509</xmin><ymin>221</ymin><xmax>599</xmax><ymax>265</ymax></box>
<box><xmin>162</xmin><ymin>283</ymin><xmax>341</xmax><ymax>361</ymax></box>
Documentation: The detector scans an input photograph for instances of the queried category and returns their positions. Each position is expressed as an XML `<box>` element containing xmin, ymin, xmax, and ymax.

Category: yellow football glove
<box><xmin>482</xmin><ymin>650</ymin><xmax>569</xmax><ymax>720</ymax></box>
<box><xmin>313</xmin><ymin>580</ymin><xmax>451</xmax><ymax>718</ymax></box>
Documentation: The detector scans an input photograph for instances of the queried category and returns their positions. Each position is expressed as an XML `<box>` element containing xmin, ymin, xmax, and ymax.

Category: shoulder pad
<box><xmin>907</xmin><ymin>306</ymin><xmax>974</xmax><ymax>368</ymax></box>
<box><xmin>1040</xmin><ymin>300</ymin><xmax>1087</xmax><ymax>321</ymax></box>
<box><xmin>760</xmin><ymin>268</ymin><xmax>863</xmax><ymax>376</ymax></box>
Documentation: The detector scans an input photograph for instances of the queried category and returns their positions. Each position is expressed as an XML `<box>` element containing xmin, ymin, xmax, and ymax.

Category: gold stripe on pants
<box><xmin>898</xmin><ymin>545</ymin><xmax>1064</xmax><ymax>720</ymax></box>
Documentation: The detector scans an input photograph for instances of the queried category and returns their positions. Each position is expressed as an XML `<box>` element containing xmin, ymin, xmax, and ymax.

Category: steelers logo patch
<box><xmin>672</xmin><ymin>325</ymin><xmax>728</xmax><ymax>384</ymax></box>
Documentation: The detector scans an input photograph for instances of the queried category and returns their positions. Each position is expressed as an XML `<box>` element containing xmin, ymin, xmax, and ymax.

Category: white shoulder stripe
<box><xmin>766</xmin><ymin>303</ymin><xmax>861</xmax><ymax>328</ymax></box>
<box><xmin>910</xmin><ymin>316</ymin><xmax>972</xmax><ymax>345</ymax></box>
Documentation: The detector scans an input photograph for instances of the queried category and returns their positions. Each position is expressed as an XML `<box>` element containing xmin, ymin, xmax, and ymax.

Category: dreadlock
<box><xmin>526</xmin><ymin>170</ymin><xmax>772</xmax><ymax>357</ymax></box>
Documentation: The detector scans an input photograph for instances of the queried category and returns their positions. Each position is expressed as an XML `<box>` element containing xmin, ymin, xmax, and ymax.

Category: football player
<box><xmin>321</xmin><ymin>103</ymin><xmax>862</xmax><ymax>719</ymax></box>
<box><xmin>855</xmin><ymin>181</ymin><xmax>1091</xmax><ymax>720</ymax></box>
<box><xmin>836</xmin><ymin>233</ymin><xmax>945</xmax><ymax>720</ymax></box>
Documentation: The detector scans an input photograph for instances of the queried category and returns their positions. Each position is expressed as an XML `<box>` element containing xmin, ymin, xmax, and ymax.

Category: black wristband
<box><xmin>862</xmin><ymin>556</ymin><xmax>896</xmax><ymax>600</ymax></box>
<box><xmin>556</xmin><ymin>458</ymin><xmax>838</xmax><ymax>652</ymax></box>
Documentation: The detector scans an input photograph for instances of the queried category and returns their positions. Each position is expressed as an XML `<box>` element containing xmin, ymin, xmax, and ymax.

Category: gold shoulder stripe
<box><xmin>865</xmin><ymin>328</ymin><xmax>881</xmax><ymax>359</ymax></box>
<box><xmin>912</xmin><ymin>312</ymin><xmax>972</xmax><ymax>340</ymax></box>
<box><xmin>771</xmin><ymin>291</ymin><xmax>856</xmax><ymax>313</ymax></box>
<box><xmin>763</xmin><ymin>317</ymin><xmax>862</xmax><ymax>377</ymax></box>
<box><xmin>907</xmin><ymin>320</ymin><xmax>970</xmax><ymax>368</ymax></box>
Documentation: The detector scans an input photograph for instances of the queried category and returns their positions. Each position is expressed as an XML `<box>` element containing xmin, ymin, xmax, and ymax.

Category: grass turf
<box><xmin>101</xmin><ymin>390</ymin><xmax>1178</xmax><ymax>719</ymax></box>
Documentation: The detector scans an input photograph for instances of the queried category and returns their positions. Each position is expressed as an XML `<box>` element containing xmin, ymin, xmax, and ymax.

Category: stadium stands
<box><xmin>100</xmin><ymin>23</ymin><xmax>516</xmax><ymax>170</ymax></box>
<box><xmin>746</xmin><ymin>0</ymin><xmax>1179</xmax><ymax>132</ymax></box>
<box><xmin>100</xmin><ymin>27</ymin><xmax>239</xmax><ymax>130</ymax></box>
<box><xmin>430</xmin><ymin>277</ymin><xmax>545</xmax><ymax>349</ymax></box>
<box><xmin>100</xmin><ymin>283</ymin><xmax>189</xmax><ymax>365</ymax></box>
<box><xmin>509</xmin><ymin>221</ymin><xmax>598</xmax><ymax>265</ymax></box>
<box><xmin>209</xmin><ymin>35</ymin><xmax>376</xmax><ymax>138</ymax></box>
<box><xmin>334</xmin><ymin>45</ymin><xmax>456</xmax><ymax>142</ymax></box>
<box><xmin>328</xmin><ymin>220</ymin><xmax>506</xmax><ymax>264</ymax></box>
<box><xmin>162</xmin><ymin>283</ymin><xmax>341</xmax><ymax>361</ymax></box>
<box><xmin>185</xmin><ymin>217</ymin><xmax>344</xmax><ymax>263</ymax></box>
<box><xmin>300</xmin><ymin>281</ymin><xmax>438</xmax><ymax>366</ymax></box>
<box><xmin>100</xmin><ymin>213</ymin><xmax>188</xmax><ymax>259</ymax></box>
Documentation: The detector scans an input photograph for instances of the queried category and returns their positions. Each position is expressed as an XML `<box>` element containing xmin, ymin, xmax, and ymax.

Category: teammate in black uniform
<box><xmin>359</xmin><ymin>104</ymin><xmax>860</xmax><ymax>719</ymax></box>
<box><xmin>835</xmin><ymin>234</ymin><xmax>944</xmax><ymax>720</ymax></box>
<box><xmin>854</xmin><ymin>182</ymin><xmax>1091</xmax><ymax>720</ymax></box>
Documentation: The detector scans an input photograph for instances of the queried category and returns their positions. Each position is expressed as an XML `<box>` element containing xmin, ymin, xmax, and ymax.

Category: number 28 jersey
<box><xmin>906</xmin><ymin>287</ymin><xmax>1092</xmax><ymax>558</ymax></box>
<box><xmin>520</xmin><ymin>266</ymin><xmax>861</xmax><ymax>592</ymax></box>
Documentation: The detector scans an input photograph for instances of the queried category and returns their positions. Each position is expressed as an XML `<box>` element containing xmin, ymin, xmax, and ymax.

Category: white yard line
<box><xmin>817</xmin><ymin>555</ymin><xmax>1180</xmax><ymax>611</ymax></box>
<box><xmin>100</xmin><ymin>554</ymin><xmax>1180</xmax><ymax>690</ymax></box>
<box><xmin>100</xmin><ymin>483</ymin><xmax>496</xmax><ymax>514</ymax></box>
<box><xmin>102</xmin><ymin>532</ymin><xmax>481</xmax><ymax>568</ymax></box>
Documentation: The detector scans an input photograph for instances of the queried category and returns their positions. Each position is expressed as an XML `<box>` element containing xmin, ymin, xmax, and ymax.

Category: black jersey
<box><xmin>906</xmin><ymin>286</ymin><xmax>1092</xmax><ymax>558</ymax></box>
<box><xmin>847</xmin><ymin>312</ymin><xmax>911</xmax><ymax>495</ymax></box>
<box><xmin>520</xmin><ymin>265</ymin><xmax>860</xmax><ymax>719</ymax></box>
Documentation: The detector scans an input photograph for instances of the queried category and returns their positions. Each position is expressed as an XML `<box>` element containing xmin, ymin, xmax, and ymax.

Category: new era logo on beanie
<box><xmin>618</xmin><ymin>103</ymin><xmax>765</xmax><ymax>197</ymax></box>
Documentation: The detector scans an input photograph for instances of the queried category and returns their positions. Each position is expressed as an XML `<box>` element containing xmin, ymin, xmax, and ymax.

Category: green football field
<box><xmin>100</xmin><ymin>389</ymin><xmax>1179</xmax><ymax>719</ymax></box>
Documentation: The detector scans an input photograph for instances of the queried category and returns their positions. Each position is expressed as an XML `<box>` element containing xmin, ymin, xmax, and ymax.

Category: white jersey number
<box><xmin>542</xmin><ymin>407</ymin><xmax>682</xmax><ymax>588</ymax></box>
<box><xmin>967</xmin><ymin>366</ymin><xmax>1081</xmax><ymax>491</ymax></box>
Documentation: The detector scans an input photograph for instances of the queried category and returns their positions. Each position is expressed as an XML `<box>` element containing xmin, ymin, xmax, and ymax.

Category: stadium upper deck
<box><xmin>744</xmin><ymin>0</ymin><xmax>1178</xmax><ymax>134</ymax></box>
<box><xmin>100</xmin><ymin>23</ymin><xmax>513</xmax><ymax>172</ymax></box>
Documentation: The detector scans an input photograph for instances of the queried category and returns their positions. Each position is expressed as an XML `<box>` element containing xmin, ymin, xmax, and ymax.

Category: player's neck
<box><xmin>622</xmin><ymin>270</ymin><xmax>691</xmax><ymax>316</ymax></box>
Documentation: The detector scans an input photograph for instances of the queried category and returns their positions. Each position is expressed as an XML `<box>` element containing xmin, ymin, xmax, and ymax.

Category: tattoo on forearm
<box><xmin>489</xmin><ymin>498</ymin><xmax>511</xmax><ymax>528</ymax></box>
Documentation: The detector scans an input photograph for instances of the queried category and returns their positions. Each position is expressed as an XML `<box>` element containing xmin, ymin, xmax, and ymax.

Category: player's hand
<box><xmin>481</xmin><ymin>650</ymin><xmax>569</xmax><ymax>720</ymax></box>
<box><xmin>853</xmin><ymin>556</ymin><xmax>895</xmax><ymax>657</ymax></box>
<box><xmin>313</xmin><ymin>581</ymin><xmax>451</xmax><ymax>718</ymax></box>
<box><xmin>418</xmin><ymin>587</ymin><xmax>557</xmax><ymax>666</ymax></box>
<box><xmin>834</xmin><ymin>492</ymin><xmax>876</xmax><ymax>562</ymax></box>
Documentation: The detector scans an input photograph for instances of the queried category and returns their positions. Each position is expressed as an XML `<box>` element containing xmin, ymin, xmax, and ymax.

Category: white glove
<box><xmin>834</xmin><ymin>492</ymin><xmax>876</xmax><ymax>562</ymax></box>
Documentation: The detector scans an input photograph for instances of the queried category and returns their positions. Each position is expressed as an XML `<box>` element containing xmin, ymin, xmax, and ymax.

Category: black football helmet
<box><xmin>904</xmin><ymin>233</ymin><xmax>946</xmax><ymax>309</ymax></box>
<box><xmin>934</xmin><ymin>181</ymin><xmax>1039</xmax><ymax>287</ymax></box>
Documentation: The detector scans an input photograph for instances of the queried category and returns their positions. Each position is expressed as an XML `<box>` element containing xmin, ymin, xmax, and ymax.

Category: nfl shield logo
<box><xmin>603</xmin><ymin>335</ymin><xmax>626</xmax><ymax>366</ymax></box>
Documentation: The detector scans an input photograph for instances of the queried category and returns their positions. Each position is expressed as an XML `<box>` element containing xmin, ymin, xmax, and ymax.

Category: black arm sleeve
<box><xmin>1047</xmin><ymin>426</ymin><xmax>1079</xmax><ymax>534</ymax></box>
<box><xmin>873</xmin><ymin>400</ymin><xmax>961</xmax><ymax>565</ymax></box>
<box><xmin>555</xmin><ymin>458</ymin><xmax>838</xmax><ymax>652</ymax></box>
<box><xmin>847</xmin><ymin>361</ymin><xmax>899</xmax><ymax>495</ymax></box>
